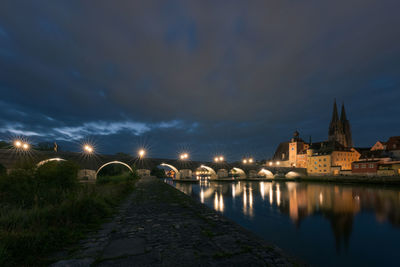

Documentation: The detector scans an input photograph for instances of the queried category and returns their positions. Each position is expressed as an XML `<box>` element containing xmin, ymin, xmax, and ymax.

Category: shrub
<box><xmin>35</xmin><ymin>161</ymin><xmax>79</xmax><ymax>190</ymax></box>
<box><xmin>151</xmin><ymin>167</ymin><xmax>166</xmax><ymax>178</ymax></box>
<box><xmin>0</xmin><ymin>163</ymin><xmax>6</xmax><ymax>177</ymax></box>
<box><xmin>0</xmin><ymin>168</ymin><xmax>37</xmax><ymax>207</ymax></box>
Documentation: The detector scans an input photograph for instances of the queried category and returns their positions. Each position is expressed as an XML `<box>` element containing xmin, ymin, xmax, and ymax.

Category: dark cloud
<box><xmin>0</xmin><ymin>0</ymin><xmax>399</xmax><ymax>160</ymax></box>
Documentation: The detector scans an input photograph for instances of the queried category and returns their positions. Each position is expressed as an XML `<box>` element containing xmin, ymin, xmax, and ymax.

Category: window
<box><xmin>355</xmin><ymin>164</ymin><xmax>359</xmax><ymax>169</ymax></box>
<box><xmin>369</xmin><ymin>164</ymin><xmax>374</xmax><ymax>168</ymax></box>
<box><xmin>324</xmin><ymin>158</ymin><xmax>326</xmax><ymax>161</ymax></box>
<box><xmin>324</xmin><ymin>164</ymin><xmax>327</xmax><ymax>167</ymax></box>
<box><xmin>361</xmin><ymin>164</ymin><xmax>366</xmax><ymax>168</ymax></box>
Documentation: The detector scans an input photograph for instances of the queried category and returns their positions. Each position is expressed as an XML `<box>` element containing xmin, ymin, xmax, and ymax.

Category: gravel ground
<box><xmin>51</xmin><ymin>177</ymin><xmax>302</xmax><ymax>267</ymax></box>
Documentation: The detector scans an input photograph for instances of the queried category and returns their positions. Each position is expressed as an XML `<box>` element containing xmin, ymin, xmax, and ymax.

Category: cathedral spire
<box><xmin>340</xmin><ymin>102</ymin><xmax>347</xmax><ymax>123</ymax></box>
<box><xmin>330</xmin><ymin>99</ymin><xmax>339</xmax><ymax>127</ymax></box>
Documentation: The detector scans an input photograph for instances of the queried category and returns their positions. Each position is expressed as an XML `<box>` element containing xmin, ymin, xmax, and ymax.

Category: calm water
<box><xmin>166</xmin><ymin>179</ymin><xmax>400</xmax><ymax>266</ymax></box>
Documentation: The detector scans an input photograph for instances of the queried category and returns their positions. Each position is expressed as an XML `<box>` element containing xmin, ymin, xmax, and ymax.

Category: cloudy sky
<box><xmin>0</xmin><ymin>0</ymin><xmax>399</xmax><ymax>160</ymax></box>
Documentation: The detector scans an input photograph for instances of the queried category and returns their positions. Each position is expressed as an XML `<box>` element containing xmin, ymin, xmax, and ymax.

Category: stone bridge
<box><xmin>0</xmin><ymin>149</ymin><xmax>306</xmax><ymax>180</ymax></box>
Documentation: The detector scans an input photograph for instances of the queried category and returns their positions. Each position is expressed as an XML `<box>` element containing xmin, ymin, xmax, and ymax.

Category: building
<box><xmin>307</xmin><ymin>141</ymin><xmax>360</xmax><ymax>176</ymax></box>
<box><xmin>272</xmin><ymin>100</ymin><xmax>361</xmax><ymax>175</ymax></box>
<box><xmin>352</xmin><ymin>160</ymin><xmax>380</xmax><ymax>176</ymax></box>
<box><xmin>371</xmin><ymin>141</ymin><xmax>387</xmax><ymax>151</ymax></box>
<box><xmin>272</xmin><ymin>131</ymin><xmax>309</xmax><ymax>167</ymax></box>
<box><xmin>288</xmin><ymin>131</ymin><xmax>309</xmax><ymax>168</ymax></box>
<box><xmin>328</xmin><ymin>100</ymin><xmax>353</xmax><ymax>148</ymax></box>
<box><xmin>377</xmin><ymin>161</ymin><xmax>400</xmax><ymax>176</ymax></box>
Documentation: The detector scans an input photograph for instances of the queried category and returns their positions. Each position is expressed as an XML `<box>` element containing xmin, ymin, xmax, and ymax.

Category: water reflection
<box><xmin>171</xmin><ymin>180</ymin><xmax>400</xmax><ymax>266</ymax></box>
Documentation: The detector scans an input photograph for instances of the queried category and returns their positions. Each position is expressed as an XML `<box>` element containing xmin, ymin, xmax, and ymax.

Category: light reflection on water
<box><xmin>168</xmin><ymin>179</ymin><xmax>400</xmax><ymax>267</ymax></box>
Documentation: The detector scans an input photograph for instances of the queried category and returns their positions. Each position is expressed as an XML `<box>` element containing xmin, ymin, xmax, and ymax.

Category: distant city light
<box><xmin>269</xmin><ymin>162</ymin><xmax>273</xmax><ymax>166</ymax></box>
<box><xmin>276</xmin><ymin>161</ymin><xmax>280</xmax><ymax>165</ymax></box>
<box><xmin>219</xmin><ymin>156</ymin><xmax>224</xmax><ymax>161</ymax></box>
<box><xmin>138</xmin><ymin>149</ymin><xmax>146</xmax><ymax>158</ymax></box>
<box><xmin>242</xmin><ymin>159</ymin><xmax>247</xmax><ymax>164</ymax></box>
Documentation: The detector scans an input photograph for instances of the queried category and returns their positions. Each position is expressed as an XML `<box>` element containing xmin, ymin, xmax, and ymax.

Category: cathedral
<box><xmin>328</xmin><ymin>100</ymin><xmax>353</xmax><ymax>148</ymax></box>
<box><xmin>272</xmin><ymin>99</ymin><xmax>358</xmax><ymax>173</ymax></box>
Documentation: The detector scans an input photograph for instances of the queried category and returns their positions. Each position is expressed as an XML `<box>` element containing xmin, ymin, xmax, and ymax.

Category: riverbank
<box><xmin>174</xmin><ymin>176</ymin><xmax>400</xmax><ymax>186</ymax></box>
<box><xmin>52</xmin><ymin>177</ymin><xmax>299</xmax><ymax>266</ymax></box>
<box><xmin>0</xmin><ymin>163</ymin><xmax>136</xmax><ymax>267</ymax></box>
<box><xmin>297</xmin><ymin>175</ymin><xmax>400</xmax><ymax>185</ymax></box>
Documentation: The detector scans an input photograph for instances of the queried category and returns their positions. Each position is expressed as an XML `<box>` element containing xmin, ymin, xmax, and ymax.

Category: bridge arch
<box><xmin>258</xmin><ymin>169</ymin><xmax>274</xmax><ymax>179</ymax></box>
<box><xmin>285</xmin><ymin>171</ymin><xmax>302</xmax><ymax>178</ymax></box>
<box><xmin>230</xmin><ymin>167</ymin><xmax>246</xmax><ymax>179</ymax></box>
<box><xmin>160</xmin><ymin>163</ymin><xmax>181</xmax><ymax>179</ymax></box>
<box><xmin>37</xmin><ymin>158</ymin><xmax>66</xmax><ymax>167</ymax></box>
<box><xmin>196</xmin><ymin>165</ymin><xmax>217</xmax><ymax>179</ymax></box>
<box><xmin>96</xmin><ymin>161</ymin><xmax>133</xmax><ymax>179</ymax></box>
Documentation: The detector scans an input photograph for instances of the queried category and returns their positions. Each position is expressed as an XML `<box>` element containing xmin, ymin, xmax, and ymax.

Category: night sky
<box><xmin>0</xmin><ymin>0</ymin><xmax>399</xmax><ymax>161</ymax></box>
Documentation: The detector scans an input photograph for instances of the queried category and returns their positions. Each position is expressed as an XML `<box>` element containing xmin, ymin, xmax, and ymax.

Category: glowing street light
<box><xmin>276</xmin><ymin>161</ymin><xmax>280</xmax><ymax>166</ymax></box>
<box><xmin>138</xmin><ymin>149</ymin><xmax>146</xmax><ymax>158</ymax></box>
<box><xmin>180</xmin><ymin>153</ymin><xmax>189</xmax><ymax>160</ymax></box>
<box><xmin>22</xmin><ymin>143</ymin><xmax>30</xmax><ymax>150</ymax></box>
<box><xmin>14</xmin><ymin>140</ymin><xmax>30</xmax><ymax>150</ymax></box>
<box><xmin>83</xmin><ymin>144</ymin><xmax>94</xmax><ymax>154</ymax></box>
<box><xmin>214</xmin><ymin>156</ymin><xmax>224</xmax><ymax>163</ymax></box>
<box><xmin>242</xmin><ymin>157</ymin><xmax>254</xmax><ymax>164</ymax></box>
<box><xmin>269</xmin><ymin>162</ymin><xmax>273</xmax><ymax>166</ymax></box>
<box><xmin>14</xmin><ymin>140</ymin><xmax>22</xmax><ymax>148</ymax></box>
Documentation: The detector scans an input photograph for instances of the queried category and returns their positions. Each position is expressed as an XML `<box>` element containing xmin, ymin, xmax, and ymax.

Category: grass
<box><xmin>0</xmin><ymin>161</ymin><xmax>138</xmax><ymax>266</ymax></box>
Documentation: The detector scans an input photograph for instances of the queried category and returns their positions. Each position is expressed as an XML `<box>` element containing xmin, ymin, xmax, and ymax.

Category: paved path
<box><xmin>52</xmin><ymin>177</ymin><xmax>300</xmax><ymax>266</ymax></box>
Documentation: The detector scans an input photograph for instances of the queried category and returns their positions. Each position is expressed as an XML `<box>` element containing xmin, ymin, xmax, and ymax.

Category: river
<box><xmin>166</xmin><ymin>179</ymin><xmax>400</xmax><ymax>266</ymax></box>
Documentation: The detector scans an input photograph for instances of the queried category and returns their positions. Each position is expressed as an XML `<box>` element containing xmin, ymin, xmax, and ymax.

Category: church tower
<box><xmin>340</xmin><ymin>103</ymin><xmax>353</xmax><ymax>148</ymax></box>
<box><xmin>328</xmin><ymin>100</ymin><xmax>346</xmax><ymax>147</ymax></box>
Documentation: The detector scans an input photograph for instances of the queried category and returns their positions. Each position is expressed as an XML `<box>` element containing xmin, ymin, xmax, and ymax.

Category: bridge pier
<box><xmin>217</xmin><ymin>169</ymin><xmax>228</xmax><ymax>178</ymax></box>
<box><xmin>137</xmin><ymin>169</ymin><xmax>151</xmax><ymax>177</ymax></box>
<box><xmin>78</xmin><ymin>169</ymin><xmax>96</xmax><ymax>180</ymax></box>
<box><xmin>179</xmin><ymin>169</ymin><xmax>192</xmax><ymax>179</ymax></box>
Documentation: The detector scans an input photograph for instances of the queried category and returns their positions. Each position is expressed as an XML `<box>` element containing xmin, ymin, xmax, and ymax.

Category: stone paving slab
<box><xmin>52</xmin><ymin>177</ymin><xmax>303</xmax><ymax>266</ymax></box>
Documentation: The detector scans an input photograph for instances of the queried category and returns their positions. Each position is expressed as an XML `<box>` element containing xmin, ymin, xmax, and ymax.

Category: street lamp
<box><xmin>214</xmin><ymin>156</ymin><xmax>224</xmax><ymax>163</ymax></box>
<box><xmin>138</xmin><ymin>149</ymin><xmax>146</xmax><ymax>158</ymax></box>
<box><xmin>242</xmin><ymin>157</ymin><xmax>254</xmax><ymax>164</ymax></box>
<box><xmin>180</xmin><ymin>153</ymin><xmax>189</xmax><ymax>160</ymax></box>
<box><xmin>276</xmin><ymin>161</ymin><xmax>280</xmax><ymax>166</ymax></box>
<box><xmin>14</xmin><ymin>140</ymin><xmax>30</xmax><ymax>151</ymax></box>
<box><xmin>22</xmin><ymin>143</ymin><xmax>30</xmax><ymax>150</ymax></box>
<box><xmin>83</xmin><ymin>144</ymin><xmax>94</xmax><ymax>154</ymax></box>
<box><xmin>14</xmin><ymin>140</ymin><xmax>22</xmax><ymax>148</ymax></box>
